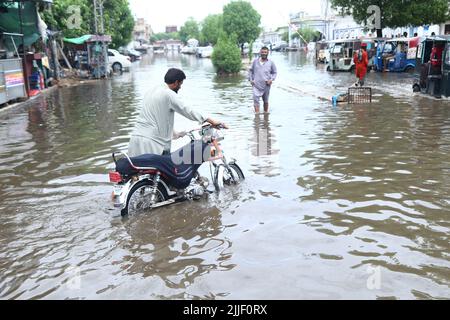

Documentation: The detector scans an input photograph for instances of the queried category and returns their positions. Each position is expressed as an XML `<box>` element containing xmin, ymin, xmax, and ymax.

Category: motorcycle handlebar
<box><xmin>186</xmin><ymin>122</ymin><xmax>226</xmax><ymax>135</ymax></box>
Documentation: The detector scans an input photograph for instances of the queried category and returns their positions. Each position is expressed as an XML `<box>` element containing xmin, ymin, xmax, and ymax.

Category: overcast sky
<box><xmin>129</xmin><ymin>0</ymin><xmax>323</xmax><ymax>33</ymax></box>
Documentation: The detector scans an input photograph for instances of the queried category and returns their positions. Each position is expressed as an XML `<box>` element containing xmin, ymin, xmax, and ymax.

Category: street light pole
<box><xmin>93</xmin><ymin>0</ymin><xmax>105</xmax><ymax>35</ymax></box>
<box><xmin>92</xmin><ymin>0</ymin><xmax>108</xmax><ymax>79</ymax></box>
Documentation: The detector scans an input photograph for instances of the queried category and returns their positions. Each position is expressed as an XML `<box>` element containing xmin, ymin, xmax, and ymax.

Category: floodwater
<box><xmin>0</xmin><ymin>52</ymin><xmax>449</xmax><ymax>300</ymax></box>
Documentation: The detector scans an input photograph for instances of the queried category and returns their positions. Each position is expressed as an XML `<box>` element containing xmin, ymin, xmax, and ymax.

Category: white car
<box><xmin>196</xmin><ymin>46</ymin><xmax>213</xmax><ymax>58</ymax></box>
<box><xmin>108</xmin><ymin>49</ymin><xmax>132</xmax><ymax>72</ymax></box>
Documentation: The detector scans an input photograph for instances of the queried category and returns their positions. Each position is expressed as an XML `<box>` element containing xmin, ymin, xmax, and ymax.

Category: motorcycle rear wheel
<box><xmin>121</xmin><ymin>179</ymin><xmax>169</xmax><ymax>216</ymax></box>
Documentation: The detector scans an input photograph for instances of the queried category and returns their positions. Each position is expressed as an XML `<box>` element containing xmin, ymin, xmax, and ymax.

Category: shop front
<box><xmin>0</xmin><ymin>32</ymin><xmax>27</xmax><ymax>105</ymax></box>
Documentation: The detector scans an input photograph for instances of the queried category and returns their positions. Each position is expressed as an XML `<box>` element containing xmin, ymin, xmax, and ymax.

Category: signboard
<box><xmin>5</xmin><ymin>72</ymin><xmax>24</xmax><ymax>87</ymax></box>
<box><xmin>407</xmin><ymin>47</ymin><xmax>417</xmax><ymax>60</ymax></box>
<box><xmin>417</xmin><ymin>42</ymin><xmax>423</xmax><ymax>59</ymax></box>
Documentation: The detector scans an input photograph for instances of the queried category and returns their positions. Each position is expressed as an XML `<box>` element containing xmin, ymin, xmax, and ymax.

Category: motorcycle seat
<box><xmin>116</xmin><ymin>141</ymin><xmax>210</xmax><ymax>189</ymax></box>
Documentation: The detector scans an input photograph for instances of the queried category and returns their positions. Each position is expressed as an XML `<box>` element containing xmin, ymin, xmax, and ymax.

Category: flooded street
<box><xmin>0</xmin><ymin>52</ymin><xmax>449</xmax><ymax>299</ymax></box>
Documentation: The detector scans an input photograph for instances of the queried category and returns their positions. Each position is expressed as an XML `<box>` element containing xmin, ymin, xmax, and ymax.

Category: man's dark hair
<box><xmin>164</xmin><ymin>68</ymin><xmax>186</xmax><ymax>84</ymax></box>
<box><xmin>261</xmin><ymin>46</ymin><xmax>269</xmax><ymax>51</ymax></box>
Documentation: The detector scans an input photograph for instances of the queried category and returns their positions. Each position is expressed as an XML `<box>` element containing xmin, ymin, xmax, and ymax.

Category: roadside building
<box><xmin>166</xmin><ymin>25</ymin><xmax>178</xmax><ymax>34</ymax></box>
<box><xmin>1</xmin><ymin>0</ymin><xmax>54</xmax><ymax>105</ymax></box>
<box><xmin>133</xmin><ymin>18</ymin><xmax>153</xmax><ymax>45</ymax></box>
<box><xmin>261</xmin><ymin>30</ymin><xmax>282</xmax><ymax>46</ymax></box>
<box><xmin>440</xmin><ymin>21</ymin><xmax>450</xmax><ymax>35</ymax></box>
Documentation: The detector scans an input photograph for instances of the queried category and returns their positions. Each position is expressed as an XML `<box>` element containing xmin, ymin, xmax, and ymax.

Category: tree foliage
<box><xmin>223</xmin><ymin>0</ymin><xmax>261</xmax><ymax>46</ymax></box>
<box><xmin>200</xmin><ymin>14</ymin><xmax>223</xmax><ymax>45</ymax></box>
<box><xmin>330</xmin><ymin>0</ymin><xmax>450</xmax><ymax>30</ymax></box>
<box><xmin>211</xmin><ymin>33</ymin><xmax>242</xmax><ymax>75</ymax></box>
<box><xmin>41</xmin><ymin>0</ymin><xmax>91</xmax><ymax>37</ymax></box>
<box><xmin>299</xmin><ymin>26</ymin><xmax>322</xmax><ymax>43</ymax></box>
<box><xmin>103</xmin><ymin>0</ymin><xmax>135</xmax><ymax>48</ymax></box>
<box><xmin>151</xmin><ymin>32</ymin><xmax>180</xmax><ymax>43</ymax></box>
<box><xmin>42</xmin><ymin>0</ymin><xmax>134</xmax><ymax>48</ymax></box>
<box><xmin>179</xmin><ymin>18</ymin><xmax>200</xmax><ymax>43</ymax></box>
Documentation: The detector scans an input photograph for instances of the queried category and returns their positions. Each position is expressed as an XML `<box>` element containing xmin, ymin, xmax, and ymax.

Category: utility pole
<box><xmin>321</xmin><ymin>0</ymin><xmax>330</xmax><ymax>40</ymax></box>
<box><xmin>92</xmin><ymin>0</ymin><xmax>108</xmax><ymax>79</ymax></box>
<box><xmin>93</xmin><ymin>0</ymin><xmax>105</xmax><ymax>35</ymax></box>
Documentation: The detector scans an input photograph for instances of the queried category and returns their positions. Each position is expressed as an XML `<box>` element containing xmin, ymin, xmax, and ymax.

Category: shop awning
<box><xmin>0</xmin><ymin>1</ymin><xmax>43</xmax><ymax>48</ymax></box>
<box><xmin>63</xmin><ymin>34</ymin><xmax>112</xmax><ymax>45</ymax></box>
<box><xmin>63</xmin><ymin>35</ymin><xmax>94</xmax><ymax>45</ymax></box>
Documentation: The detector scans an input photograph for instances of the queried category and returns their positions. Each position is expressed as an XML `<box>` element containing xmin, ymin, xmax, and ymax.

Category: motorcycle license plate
<box><xmin>113</xmin><ymin>184</ymin><xmax>124</xmax><ymax>196</ymax></box>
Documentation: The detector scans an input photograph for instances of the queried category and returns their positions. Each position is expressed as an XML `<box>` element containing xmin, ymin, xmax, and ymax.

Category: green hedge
<box><xmin>211</xmin><ymin>34</ymin><xmax>242</xmax><ymax>75</ymax></box>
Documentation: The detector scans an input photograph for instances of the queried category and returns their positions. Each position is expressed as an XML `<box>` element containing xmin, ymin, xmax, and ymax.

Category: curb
<box><xmin>0</xmin><ymin>84</ymin><xmax>62</xmax><ymax>116</ymax></box>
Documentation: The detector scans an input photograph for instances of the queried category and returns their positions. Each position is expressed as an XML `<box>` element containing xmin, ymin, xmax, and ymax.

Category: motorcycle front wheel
<box><xmin>214</xmin><ymin>163</ymin><xmax>245</xmax><ymax>191</ymax></box>
<box><xmin>121</xmin><ymin>179</ymin><xmax>169</xmax><ymax>216</ymax></box>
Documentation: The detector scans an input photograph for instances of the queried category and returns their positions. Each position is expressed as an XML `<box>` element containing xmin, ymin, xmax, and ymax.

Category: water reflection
<box><xmin>118</xmin><ymin>204</ymin><xmax>235</xmax><ymax>294</ymax></box>
<box><xmin>248</xmin><ymin>113</ymin><xmax>280</xmax><ymax>177</ymax></box>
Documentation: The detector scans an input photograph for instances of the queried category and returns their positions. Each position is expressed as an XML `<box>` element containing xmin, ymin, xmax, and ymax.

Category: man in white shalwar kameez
<box><xmin>128</xmin><ymin>68</ymin><xmax>226</xmax><ymax>157</ymax></box>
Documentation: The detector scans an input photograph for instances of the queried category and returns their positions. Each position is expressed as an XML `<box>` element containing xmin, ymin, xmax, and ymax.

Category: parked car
<box><xmin>272</xmin><ymin>41</ymin><xmax>288</xmax><ymax>52</ymax></box>
<box><xmin>181</xmin><ymin>45</ymin><xmax>197</xmax><ymax>54</ymax></box>
<box><xmin>108</xmin><ymin>49</ymin><xmax>132</xmax><ymax>72</ymax></box>
<box><xmin>118</xmin><ymin>47</ymin><xmax>142</xmax><ymax>62</ymax></box>
<box><xmin>129</xmin><ymin>49</ymin><xmax>142</xmax><ymax>60</ymax></box>
<box><xmin>196</xmin><ymin>46</ymin><xmax>214</xmax><ymax>58</ymax></box>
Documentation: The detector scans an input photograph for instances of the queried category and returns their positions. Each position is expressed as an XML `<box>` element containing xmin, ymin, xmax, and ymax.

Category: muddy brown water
<box><xmin>0</xmin><ymin>52</ymin><xmax>449</xmax><ymax>299</ymax></box>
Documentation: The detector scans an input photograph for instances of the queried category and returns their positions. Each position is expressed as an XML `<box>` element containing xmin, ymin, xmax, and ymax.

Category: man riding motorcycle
<box><xmin>128</xmin><ymin>68</ymin><xmax>227</xmax><ymax>157</ymax></box>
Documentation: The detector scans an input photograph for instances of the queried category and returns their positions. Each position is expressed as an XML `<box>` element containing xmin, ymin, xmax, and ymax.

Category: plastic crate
<box><xmin>348</xmin><ymin>87</ymin><xmax>372</xmax><ymax>104</ymax></box>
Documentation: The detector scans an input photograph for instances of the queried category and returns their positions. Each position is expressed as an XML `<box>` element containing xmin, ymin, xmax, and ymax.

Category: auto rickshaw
<box><xmin>360</xmin><ymin>38</ymin><xmax>385</xmax><ymax>71</ymax></box>
<box><xmin>327</xmin><ymin>39</ymin><xmax>361</xmax><ymax>72</ymax></box>
<box><xmin>373</xmin><ymin>37</ymin><xmax>420</xmax><ymax>72</ymax></box>
<box><xmin>413</xmin><ymin>35</ymin><xmax>450</xmax><ymax>98</ymax></box>
<box><xmin>315</xmin><ymin>40</ymin><xmax>329</xmax><ymax>64</ymax></box>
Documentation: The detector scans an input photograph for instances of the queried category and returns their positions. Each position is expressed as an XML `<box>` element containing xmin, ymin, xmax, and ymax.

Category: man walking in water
<box><xmin>353</xmin><ymin>42</ymin><xmax>369</xmax><ymax>86</ymax></box>
<box><xmin>128</xmin><ymin>68</ymin><xmax>226</xmax><ymax>157</ymax></box>
<box><xmin>248</xmin><ymin>47</ymin><xmax>278</xmax><ymax>113</ymax></box>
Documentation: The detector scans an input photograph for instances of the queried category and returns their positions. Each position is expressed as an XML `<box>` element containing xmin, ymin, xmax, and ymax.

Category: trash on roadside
<box><xmin>348</xmin><ymin>86</ymin><xmax>372</xmax><ymax>104</ymax></box>
<box><xmin>332</xmin><ymin>93</ymin><xmax>349</xmax><ymax>106</ymax></box>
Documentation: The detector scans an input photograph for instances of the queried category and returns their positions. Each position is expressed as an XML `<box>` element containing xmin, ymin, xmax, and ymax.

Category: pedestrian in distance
<box><xmin>248</xmin><ymin>47</ymin><xmax>278</xmax><ymax>113</ymax></box>
<box><xmin>353</xmin><ymin>43</ymin><xmax>369</xmax><ymax>86</ymax></box>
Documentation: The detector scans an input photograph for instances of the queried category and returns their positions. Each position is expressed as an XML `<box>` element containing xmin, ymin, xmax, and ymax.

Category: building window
<box><xmin>445</xmin><ymin>24</ymin><xmax>450</xmax><ymax>35</ymax></box>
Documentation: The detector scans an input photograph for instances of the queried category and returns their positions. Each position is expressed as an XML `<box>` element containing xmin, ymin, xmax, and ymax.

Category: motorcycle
<box><xmin>109</xmin><ymin>124</ymin><xmax>245</xmax><ymax>216</ymax></box>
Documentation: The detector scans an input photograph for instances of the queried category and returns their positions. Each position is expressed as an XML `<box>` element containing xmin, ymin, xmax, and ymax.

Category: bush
<box><xmin>211</xmin><ymin>34</ymin><xmax>242</xmax><ymax>75</ymax></box>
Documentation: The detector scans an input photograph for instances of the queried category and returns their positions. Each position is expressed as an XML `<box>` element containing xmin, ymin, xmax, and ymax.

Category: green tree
<box><xmin>331</xmin><ymin>0</ymin><xmax>450</xmax><ymax>37</ymax></box>
<box><xmin>42</xmin><ymin>0</ymin><xmax>134</xmax><ymax>48</ymax></box>
<box><xmin>299</xmin><ymin>26</ymin><xmax>321</xmax><ymax>43</ymax></box>
<box><xmin>150</xmin><ymin>32</ymin><xmax>180</xmax><ymax>43</ymax></box>
<box><xmin>223</xmin><ymin>1</ymin><xmax>261</xmax><ymax>50</ymax></box>
<box><xmin>211</xmin><ymin>33</ymin><xmax>242</xmax><ymax>75</ymax></box>
<box><xmin>179</xmin><ymin>18</ymin><xmax>200</xmax><ymax>43</ymax></box>
<box><xmin>103</xmin><ymin>0</ymin><xmax>135</xmax><ymax>48</ymax></box>
<box><xmin>41</xmin><ymin>0</ymin><xmax>92</xmax><ymax>37</ymax></box>
<box><xmin>201</xmin><ymin>14</ymin><xmax>223</xmax><ymax>45</ymax></box>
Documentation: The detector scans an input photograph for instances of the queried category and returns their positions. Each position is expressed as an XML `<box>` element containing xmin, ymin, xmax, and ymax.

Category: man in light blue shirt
<box><xmin>248</xmin><ymin>47</ymin><xmax>278</xmax><ymax>113</ymax></box>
